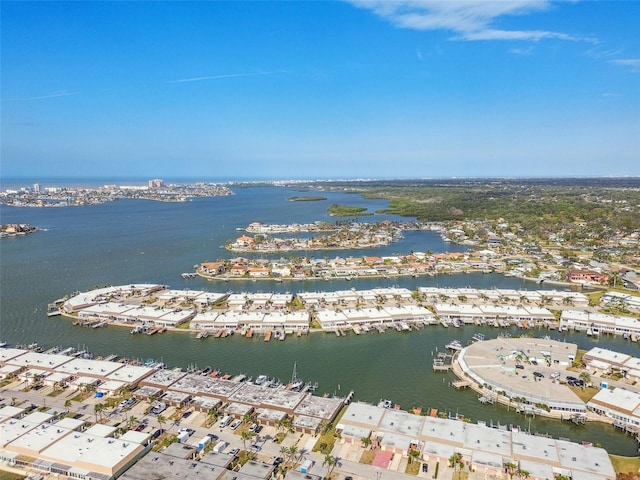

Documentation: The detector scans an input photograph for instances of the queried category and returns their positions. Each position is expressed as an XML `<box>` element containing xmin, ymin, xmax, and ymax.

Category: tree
<box><xmin>127</xmin><ymin>415</ymin><xmax>138</xmax><ymax>430</ymax></box>
<box><xmin>449</xmin><ymin>453</ymin><xmax>464</xmax><ymax>480</ymax></box>
<box><xmin>241</xmin><ymin>430</ymin><xmax>253</xmax><ymax>453</ymax></box>
<box><xmin>206</xmin><ymin>407</ymin><xmax>219</xmax><ymax>427</ymax></box>
<box><xmin>361</xmin><ymin>436</ymin><xmax>372</xmax><ymax>449</ymax></box>
<box><xmin>94</xmin><ymin>403</ymin><xmax>106</xmax><ymax>423</ymax></box>
<box><xmin>64</xmin><ymin>399</ymin><xmax>72</xmax><ymax>413</ymax></box>
<box><xmin>408</xmin><ymin>448</ymin><xmax>421</xmax><ymax>465</ymax></box>
<box><xmin>506</xmin><ymin>462</ymin><xmax>518</xmax><ymax>480</ymax></box>
<box><xmin>280</xmin><ymin>445</ymin><xmax>289</xmax><ymax>461</ymax></box>
<box><xmin>287</xmin><ymin>445</ymin><xmax>298</xmax><ymax>467</ymax></box>
<box><xmin>579</xmin><ymin>371</ymin><xmax>591</xmax><ymax>389</ymax></box>
<box><xmin>323</xmin><ymin>454</ymin><xmax>338</xmax><ymax>476</ymax></box>
<box><xmin>156</xmin><ymin>414</ymin><xmax>167</xmax><ymax>431</ymax></box>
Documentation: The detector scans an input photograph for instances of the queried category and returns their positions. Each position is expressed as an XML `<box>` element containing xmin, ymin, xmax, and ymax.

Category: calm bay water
<box><xmin>1</xmin><ymin>185</ymin><xmax>638</xmax><ymax>455</ymax></box>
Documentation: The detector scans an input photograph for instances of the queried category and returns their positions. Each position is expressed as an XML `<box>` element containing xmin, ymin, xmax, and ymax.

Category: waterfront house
<box><xmin>587</xmin><ymin>387</ymin><xmax>640</xmax><ymax>430</ymax></box>
<box><xmin>567</xmin><ymin>269</ymin><xmax>610</xmax><ymax>285</ymax></box>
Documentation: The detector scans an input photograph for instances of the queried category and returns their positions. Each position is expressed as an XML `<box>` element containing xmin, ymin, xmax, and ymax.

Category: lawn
<box><xmin>359</xmin><ymin>450</ymin><xmax>375</xmax><ymax>465</ymax></box>
<box><xmin>609</xmin><ymin>454</ymin><xmax>640</xmax><ymax>474</ymax></box>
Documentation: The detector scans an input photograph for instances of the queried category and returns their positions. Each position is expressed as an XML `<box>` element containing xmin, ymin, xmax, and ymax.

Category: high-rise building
<box><xmin>33</xmin><ymin>183</ymin><xmax>41</xmax><ymax>193</ymax></box>
<box><xmin>148</xmin><ymin>179</ymin><xmax>165</xmax><ymax>189</ymax></box>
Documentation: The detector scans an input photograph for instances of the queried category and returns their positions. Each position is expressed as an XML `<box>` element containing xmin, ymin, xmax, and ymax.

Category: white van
<box><xmin>213</xmin><ymin>441</ymin><xmax>228</xmax><ymax>453</ymax></box>
<box><xmin>219</xmin><ymin>415</ymin><xmax>232</xmax><ymax>428</ymax></box>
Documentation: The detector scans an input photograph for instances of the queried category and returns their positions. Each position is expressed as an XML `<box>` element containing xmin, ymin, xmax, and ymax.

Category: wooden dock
<box><xmin>453</xmin><ymin>380</ymin><xmax>470</xmax><ymax>389</ymax></box>
<box><xmin>264</xmin><ymin>330</ymin><xmax>272</xmax><ymax>342</ymax></box>
<box><xmin>433</xmin><ymin>363</ymin><xmax>452</xmax><ymax>372</ymax></box>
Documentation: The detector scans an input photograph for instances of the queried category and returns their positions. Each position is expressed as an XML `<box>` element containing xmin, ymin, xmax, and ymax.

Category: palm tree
<box><xmin>94</xmin><ymin>403</ymin><xmax>106</xmax><ymax>423</ymax></box>
<box><xmin>323</xmin><ymin>454</ymin><xmax>338</xmax><ymax>476</ymax></box>
<box><xmin>127</xmin><ymin>415</ymin><xmax>138</xmax><ymax>430</ymax></box>
<box><xmin>206</xmin><ymin>407</ymin><xmax>219</xmax><ymax>427</ymax></box>
<box><xmin>241</xmin><ymin>430</ymin><xmax>252</xmax><ymax>452</ymax></box>
<box><xmin>279</xmin><ymin>445</ymin><xmax>288</xmax><ymax>462</ymax></box>
<box><xmin>580</xmin><ymin>371</ymin><xmax>591</xmax><ymax>389</ymax></box>
<box><xmin>156</xmin><ymin>414</ymin><xmax>166</xmax><ymax>432</ymax></box>
<box><xmin>449</xmin><ymin>452</ymin><xmax>464</xmax><ymax>480</ymax></box>
<box><xmin>361</xmin><ymin>436</ymin><xmax>372</xmax><ymax>449</ymax></box>
<box><xmin>242</xmin><ymin>413</ymin><xmax>253</xmax><ymax>425</ymax></box>
<box><xmin>408</xmin><ymin>448</ymin><xmax>421</xmax><ymax>465</ymax></box>
<box><xmin>506</xmin><ymin>462</ymin><xmax>518</xmax><ymax>480</ymax></box>
<box><xmin>64</xmin><ymin>399</ymin><xmax>72</xmax><ymax>413</ymax></box>
<box><xmin>287</xmin><ymin>445</ymin><xmax>298</xmax><ymax>467</ymax></box>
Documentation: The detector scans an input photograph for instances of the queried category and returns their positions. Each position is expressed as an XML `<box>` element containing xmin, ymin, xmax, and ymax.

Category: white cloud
<box><xmin>509</xmin><ymin>46</ymin><xmax>534</xmax><ymax>56</ymax></box>
<box><xmin>348</xmin><ymin>0</ymin><xmax>591</xmax><ymax>42</ymax></box>
<box><xmin>4</xmin><ymin>90</ymin><xmax>79</xmax><ymax>101</ymax></box>
<box><xmin>609</xmin><ymin>59</ymin><xmax>640</xmax><ymax>72</ymax></box>
<box><xmin>167</xmin><ymin>72</ymin><xmax>275</xmax><ymax>83</ymax></box>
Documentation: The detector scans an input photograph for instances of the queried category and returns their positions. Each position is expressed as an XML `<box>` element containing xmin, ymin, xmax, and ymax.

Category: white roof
<box><xmin>7</xmin><ymin>351</ymin><xmax>73</xmax><ymax>369</ymax></box>
<box><xmin>56</xmin><ymin>358</ymin><xmax>123</xmax><ymax>377</ymax></box>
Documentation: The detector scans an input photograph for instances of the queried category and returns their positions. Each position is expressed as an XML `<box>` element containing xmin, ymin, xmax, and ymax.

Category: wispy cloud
<box><xmin>167</xmin><ymin>72</ymin><xmax>276</xmax><ymax>83</ymax></box>
<box><xmin>348</xmin><ymin>0</ymin><xmax>594</xmax><ymax>43</ymax></box>
<box><xmin>4</xmin><ymin>90</ymin><xmax>79</xmax><ymax>101</ymax></box>
<box><xmin>509</xmin><ymin>46</ymin><xmax>534</xmax><ymax>56</ymax></box>
<box><xmin>609</xmin><ymin>58</ymin><xmax>640</xmax><ymax>72</ymax></box>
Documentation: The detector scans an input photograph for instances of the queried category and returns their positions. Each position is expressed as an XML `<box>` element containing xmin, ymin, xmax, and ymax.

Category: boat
<box><xmin>46</xmin><ymin>303</ymin><xmax>62</xmax><ymax>317</ymax></box>
<box><xmin>196</xmin><ymin>330</ymin><xmax>210</xmax><ymax>339</ymax></box>
<box><xmin>400</xmin><ymin>322</ymin><xmax>411</xmax><ymax>332</ymax></box>
<box><xmin>130</xmin><ymin>325</ymin><xmax>145</xmax><ymax>334</ymax></box>
<box><xmin>378</xmin><ymin>399</ymin><xmax>395</xmax><ymax>409</ymax></box>
<box><xmin>264</xmin><ymin>330</ymin><xmax>272</xmax><ymax>342</ymax></box>
<box><xmin>254</xmin><ymin>374</ymin><xmax>269</xmax><ymax>386</ymax></box>
<box><xmin>445</xmin><ymin>340</ymin><xmax>463</xmax><ymax>351</ymax></box>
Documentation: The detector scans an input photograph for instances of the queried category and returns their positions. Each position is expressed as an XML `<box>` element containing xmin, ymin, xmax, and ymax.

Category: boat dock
<box><xmin>264</xmin><ymin>330</ymin><xmax>272</xmax><ymax>342</ymax></box>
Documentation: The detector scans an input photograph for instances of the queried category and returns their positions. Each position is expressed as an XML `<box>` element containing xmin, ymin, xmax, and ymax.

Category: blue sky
<box><xmin>2</xmin><ymin>1</ymin><xmax>639</xmax><ymax>180</ymax></box>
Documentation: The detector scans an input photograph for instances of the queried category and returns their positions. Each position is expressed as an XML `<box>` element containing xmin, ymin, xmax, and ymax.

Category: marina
<box><xmin>1</xmin><ymin>186</ymin><xmax>639</xmax><ymax>456</ymax></box>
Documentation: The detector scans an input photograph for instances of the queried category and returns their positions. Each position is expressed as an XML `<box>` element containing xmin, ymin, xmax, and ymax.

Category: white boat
<box><xmin>196</xmin><ymin>330</ymin><xmax>210</xmax><ymax>339</ymax></box>
<box><xmin>254</xmin><ymin>375</ymin><xmax>269</xmax><ymax>386</ymax></box>
<box><xmin>445</xmin><ymin>340</ymin><xmax>463</xmax><ymax>351</ymax></box>
<box><xmin>471</xmin><ymin>333</ymin><xmax>485</xmax><ymax>342</ymax></box>
<box><xmin>400</xmin><ymin>322</ymin><xmax>411</xmax><ymax>332</ymax></box>
<box><xmin>378</xmin><ymin>399</ymin><xmax>395</xmax><ymax>409</ymax></box>
<box><xmin>46</xmin><ymin>304</ymin><xmax>62</xmax><ymax>317</ymax></box>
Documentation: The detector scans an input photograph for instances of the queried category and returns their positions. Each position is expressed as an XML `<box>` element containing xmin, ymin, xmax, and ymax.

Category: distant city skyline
<box><xmin>2</xmin><ymin>1</ymin><xmax>639</xmax><ymax>179</ymax></box>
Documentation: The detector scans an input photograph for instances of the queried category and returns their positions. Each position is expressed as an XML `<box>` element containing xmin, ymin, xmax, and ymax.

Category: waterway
<box><xmin>1</xmin><ymin>183</ymin><xmax>638</xmax><ymax>455</ymax></box>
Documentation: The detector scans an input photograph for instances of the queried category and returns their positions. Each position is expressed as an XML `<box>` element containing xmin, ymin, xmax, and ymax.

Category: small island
<box><xmin>1</xmin><ymin>223</ymin><xmax>39</xmax><ymax>238</ymax></box>
<box><xmin>328</xmin><ymin>204</ymin><xmax>373</xmax><ymax>216</ymax></box>
<box><xmin>288</xmin><ymin>195</ymin><xmax>327</xmax><ymax>202</ymax></box>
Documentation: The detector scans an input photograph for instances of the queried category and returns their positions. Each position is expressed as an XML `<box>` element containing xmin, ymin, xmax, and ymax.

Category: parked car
<box><xmin>134</xmin><ymin>423</ymin><xmax>146</xmax><ymax>432</ymax></box>
<box><xmin>179</xmin><ymin>427</ymin><xmax>195</xmax><ymax>435</ymax></box>
<box><xmin>151</xmin><ymin>428</ymin><xmax>164</xmax><ymax>439</ymax></box>
<box><xmin>230</xmin><ymin>420</ymin><xmax>242</xmax><ymax>430</ymax></box>
<box><xmin>515</xmin><ymin>364</ymin><xmax>524</xmax><ymax>370</ymax></box>
<box><xmin>229</xmin><ymin>448</ymin><xmax>240</xmax><ymax>456</ymax></box>
<box><xmin>250</xmin><ymin>444</ymin><xmax>262</xmax><ymax>451</ymax></box>
<box><xmin>206</xmin><ymin>433</ymin><xmax>219</xmax><ymax>440</ymax></box>
<box><xmin>254</xmin><ymin>425</ymin><xmax>263</xmax><ymax>434</ymax></box>
<box><xmin>533</xmin><ymin>371</ymin><xmax>544</xmax><ymax>378</ymax></box>
<box><xmin>273</xmin><ymin>457</ymin><xmax>284</xmax><ymax>467</ymax></box>
<box><xmin>182</xmin><ymin>411</ymin><xmax>192</xmax><ymax>419</ymax></box>
<box><xmin>422</xmin><ymin>463</ymin><xmax>429</xmax><ymax>473</ymax></box>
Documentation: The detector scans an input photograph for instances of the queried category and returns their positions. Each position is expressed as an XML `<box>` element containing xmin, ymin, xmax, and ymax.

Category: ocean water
<box><xmin>0</xmin><ymin>184</ymin><xmax>638</xmax><ymax>454</ymax></box>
